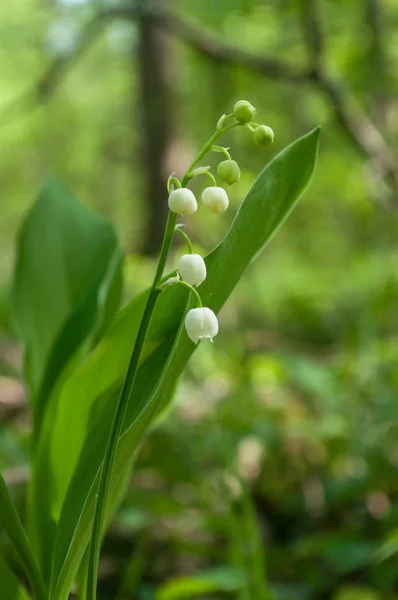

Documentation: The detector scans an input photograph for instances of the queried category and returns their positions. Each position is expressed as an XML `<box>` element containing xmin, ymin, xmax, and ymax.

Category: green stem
<box><xmin>202</xmin><ymin>170</ymin><xmax>217</xmax><ymax>186</ymax></box>
<box><xmin>216</xmin><ymin>113</ymin><xmax>235</xmax><ymax>130</ymax></box>
<box><xmin>220</xmin><ymin>122</ymin><xmax>243</xmax><ymax>136</ymax></box>
<box><xmin>182</xmin><ymin>123</ymin><xmax>240</xmax><ymax>182</ymax></box>
<box><xmin>174</xmin><ymin>227</ymin><xmax>193</xmax><ymax>254</ymax></box>
<box><xmin>85</xmin><ymin>121</ymin><xmax>243</xmax><ymax>600</ymax></box>
<box><xmin>212</xmin><ymin>145</ymin><xmax>232</xmax><ymax>160</ymax></box>
<box><xmin>85</xmin><ymin>210</ymin><xmax>177</xmax><ymax>600</ymax></box>
<box><xmin>176</xmin><ymin>281</ymin><xmax>202</xmax><ymax>307</ymax></box>
<box><xmin>167</xmin><ymin>175</ymin><xmax>181</xmax><ymax>192</ymax></box>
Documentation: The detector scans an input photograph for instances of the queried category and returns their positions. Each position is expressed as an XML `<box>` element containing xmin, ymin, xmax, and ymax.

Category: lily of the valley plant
<box><xmin>88</xmin><ymin>101</ymin><xmax>277</xmax><ymax>598</ymax></box>
<box><xmin>0</xmin><ymin>101</ymin><xmax>319</xmax><ymax>600</ymax></box>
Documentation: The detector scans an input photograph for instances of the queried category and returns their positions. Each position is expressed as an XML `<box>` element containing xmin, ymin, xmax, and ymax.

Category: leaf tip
<box><xmin>309</xmin><ymin>125</ymin><xmax>321</xmax><ymax>147</ymax></box>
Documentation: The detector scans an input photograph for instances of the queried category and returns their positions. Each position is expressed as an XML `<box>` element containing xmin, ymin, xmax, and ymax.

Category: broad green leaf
<box><xmin>92</xmin><ymin>247</ymin><xmax>124</xmax><ymax>345</ymax></box>
<box><xmin>10</xmin><ymin>178</ymin><xmax>121</xmax><ymax>434</ymax></box>
<box><xmin>43</xmin><ymin>129</ymin><xmax>319</xmax><ymax>598</ymax></box>
<box><xmin>0</xmin><ymin>552</ymin><xmax>30</xmax><ymax>600</ymax></box>
<box><xmin>0</xmin><ymin>473</ymin><xmax>47</xmax><ymax>600</ymax></box>
<box><xmin>156</xmin><ymin>567</ymin><xmax>246</xmax><ymax>599</ymax></box>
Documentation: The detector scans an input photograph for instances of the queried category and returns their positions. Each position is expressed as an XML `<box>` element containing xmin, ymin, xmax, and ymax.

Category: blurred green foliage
<box><xmin>1</xmin><ymin>0</ymin><xmax>398</xmax><ymax>599</ymax></box>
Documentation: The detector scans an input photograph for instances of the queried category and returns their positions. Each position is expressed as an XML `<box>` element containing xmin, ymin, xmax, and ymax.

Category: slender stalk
<box><xmin>85</xmin><ymin>211</ymin><xmax>176</xmax><ymax>600</ymax></box>
<box><xmin>183</xmin><ymin>123</ymin><xmax>240</xmax><ymax>180</ymax></box>
<box><xmin>85</xmin><ymin>123</ymin><xmax>240</xmax><ymax>600</ymax></box>
<box><xmin>176</xmin><ymin>281</ymin><xmax>202</xmax><ymax>306</ymax></box>
<box><xmin>212</xmin><ymin>145</ymin><xmax>232</xmax><ymax>160</ymax></box>
<box><xmin>174</xmin><ymin>227</ymin><xmax>193</xmax><ymax>253</ymax></box>
<box><xmin>202</xmin><ymin>170</ymin><xmax>217</xmax><ymax>186</ymax></box>
<box><xmin>167</xmin><ymin>175</ymin><xmax>181</xmax><ymax>191</ymax></box>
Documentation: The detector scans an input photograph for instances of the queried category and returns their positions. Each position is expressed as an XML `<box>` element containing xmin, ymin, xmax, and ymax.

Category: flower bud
<box><xmin>233</xmin><ymin>100</ymin><xmax>256</xmax><ymax>123</ymax></box>
<box><xmin>185</xmin><ymin>307</ymin><xmax>218</xmax><ymax>344</ymax></box>
<box><xmin>168</xmin><ymin>188</ymin><xmax>197</xmax><ymax>216</ymax></box>
<box><xmin>201</xmin><ymin>187</ymin><xmax>229</xmax><ymax>213</ymax></box>
<box><xmin>253</xmin><ymin>125</ymin><xmax>274</xmax><ymax>146</ymax></box>
<box><xmin>178</xmin><ymin>253</ymin><xmax>206</xmax><ymax>287</ymax></box>
<box><xmin>217</xmin><ymin>160</ymin><xmax>241</xmax><ymax>185</ymax></box>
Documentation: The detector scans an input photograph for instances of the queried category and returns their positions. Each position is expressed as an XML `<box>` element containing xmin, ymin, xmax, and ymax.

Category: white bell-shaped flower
<box><xmin>178</xmin><ymin>254</ymin><xmax>206</xmax><ymax>287</ymax></box>
<box><xmin>201</xmin><ymin>187</ymin><xmax>229</xmax><ymax>213</ymax></box>
<box><xmin>185</xmin><ymin>307</ymin><xmax>218</xmax><ymax>344</ymax></box>
<box><xmin>168</xmin><ymin>188</ymin><xmax>198</xmax><ymax>216</ymax></box>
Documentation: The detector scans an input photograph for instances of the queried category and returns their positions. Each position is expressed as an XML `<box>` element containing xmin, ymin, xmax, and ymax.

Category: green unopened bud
<box><xmin>217</xmin><ymin>160</ymin><xmax>241</xmax><ymax>185</ymax></box>
<box><xmin>253</xmin><ymin>125</ymin><xmax>274</xmax><ymax>146</ymax></box>
<box><xmin>233</xmin><ymin>100</ymin><xmax>256</xmax><ymax>123</ymax></box>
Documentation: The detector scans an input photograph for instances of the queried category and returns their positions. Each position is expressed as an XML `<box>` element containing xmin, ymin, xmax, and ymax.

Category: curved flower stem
<box><xmin>202</xmin><ymin>170</ymin><xmax>217</xmax><ymax>187</ymax></box>
<box><xmin>182</xmin><ymin>122</ymin><xmax>241</xmax><ymax>182</ymax></box>
<box><xmin>85</xmin><ymin>119</ymin><xmax>245</xmax><ymax>600</ymax></box>
<box><xmin>174</xmin><ymin>227</ymin><xmax>193</xmax><ymax>254</ymax></box>
<box><xmin>212</xmin><ymin>145</ymin><xmax>232</xmax><ymax>160</ymax></box>
<box><xmin>176</xmin><ymin>281</ymin><xmax>203</xmax><ymax>307</ymax></box>
<box><xmin>216</xmin><ymin>113</ymin><xmax>235</xmax><ymax>130</ymax></box>
<box><xmin>167</xmin><ymin>175</ymin><xmax>181</xmax><ymax>192</ymax></box>
<box><xmin>220</xmin><ymin>122</ymin><xmax>243</xmax><ymax>136</ymax></box>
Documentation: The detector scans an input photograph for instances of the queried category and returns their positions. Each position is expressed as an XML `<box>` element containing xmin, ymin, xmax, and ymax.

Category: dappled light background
<box><xmin>1</xmin><ymin>0</ymin><xmax>398</xmax><ymax>599</ymax></box>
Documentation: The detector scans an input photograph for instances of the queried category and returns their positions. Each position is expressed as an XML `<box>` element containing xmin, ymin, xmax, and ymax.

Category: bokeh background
<box><xmin>1</xmin><ymin>1</ymin><xmax>398</xmax><ymax>599</ymax></box>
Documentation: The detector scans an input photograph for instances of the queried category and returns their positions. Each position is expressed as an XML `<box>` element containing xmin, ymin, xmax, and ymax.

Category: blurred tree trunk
<box><xmin>137</xmin><ymin>0</ymin><xmax>175</xmax><ymax>255</ymax></box>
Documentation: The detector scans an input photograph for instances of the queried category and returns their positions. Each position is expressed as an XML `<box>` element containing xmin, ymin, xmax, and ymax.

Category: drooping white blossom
<box><xmin>168</xmin><ymin>188</ymin><xmax>198</xmax><ymax>216</ymax></box>
<box><xmin>201</xmin><ymin>187</ymin><xmax>229</xmax><ymax>213</ymax></box>
<box><xmin>178</xmin><ymin>254</ymin><xmax>207</xmax><ymax>287</ymax></box>
<box><xmin>185</xmin><ymin>307</ymin><xmax>218</xmax><ymax>344</ymax></box>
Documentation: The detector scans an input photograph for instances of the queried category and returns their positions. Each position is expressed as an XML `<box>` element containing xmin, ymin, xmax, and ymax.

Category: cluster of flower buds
<box><xmin>165</xmin><ymin>101</ymin><xmax>274</xmax><ymax>345</ymax></box>
<box><xmin>232</xmin><ymin>100</ymin><xmax>274</xmax><ymax>145</ymax></box>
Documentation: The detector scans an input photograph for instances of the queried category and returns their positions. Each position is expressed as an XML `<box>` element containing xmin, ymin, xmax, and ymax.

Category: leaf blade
<box><xmin>10</xmin><ymin>178</ymin><xmax>121</xmax><ymax>433</ymax></box>
<box><xmin>0</xmin><ymin>473</ymin><xmax>47</xmax><ymax>600</ymax></box>
<box><xmin>0</xmin><ymin>552</ymin><xmax>30</xmax><ymax>600</ymax></box>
